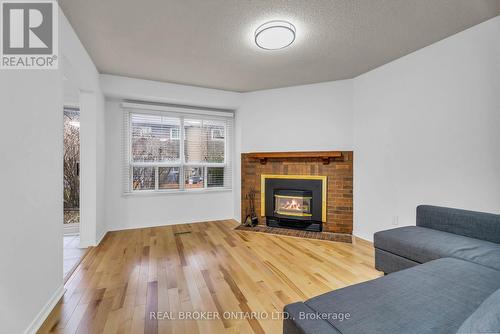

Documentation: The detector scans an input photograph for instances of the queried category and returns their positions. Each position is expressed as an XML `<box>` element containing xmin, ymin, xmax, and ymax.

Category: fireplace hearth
<box><xmin>262</xmin><ymin>175</ymin><xmax>326</xmax><ymax>232</ymax></box>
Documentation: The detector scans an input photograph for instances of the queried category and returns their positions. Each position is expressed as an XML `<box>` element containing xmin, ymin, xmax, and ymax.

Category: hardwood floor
<box><xmin>39</xmin><ymin>220</ymin><xmax>381</xmax><ymax>334</ymax></box>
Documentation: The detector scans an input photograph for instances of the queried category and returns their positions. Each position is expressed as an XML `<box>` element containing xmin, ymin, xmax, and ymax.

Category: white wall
<box><xmin>60</xmin><ymin>12</ymin><xmax>106</xmax><ymax>246</ymax></box>
<box><xmin>0</xmin><ymin>70</ymin><xmax>63</xmax><ymax>334</ymax></box>
<box><xmin>103</xmin><ymin>76</ymin><xmax>241</xmax><ymax>231</ymax></box>
<box><xmin>101</xmin><ymin>74</ymin><xmax>241</xmax><ymax>110</ymax></box>
<box><xmin>234</xmin><ymin>80</ymin><xmax>354</xmax><ymax>220</ymax></box>
<box><xmin>238</xmin><ymin>80</ymin><xmax>353</xmax><ymax>153</ymax></box>
<box><xmin>353</xmin><ymin>16</ymin><xmax>500</xmax><ymax>241</ymax></box>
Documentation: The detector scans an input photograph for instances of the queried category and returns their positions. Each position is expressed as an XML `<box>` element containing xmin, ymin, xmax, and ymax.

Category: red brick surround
<box><xmin>240</xmin><ymin>151</ymin><xmax>353</xmax><ymax>236</ymax></box>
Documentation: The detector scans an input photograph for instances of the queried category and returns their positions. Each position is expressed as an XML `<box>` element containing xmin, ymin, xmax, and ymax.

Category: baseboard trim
<box><xmin>96</xmin><ymin>230</ymin><xmax>108</xmax><ymax>246</ymax></box>
<box><xmin>78</xmin><ymin>238</ymin><xmax>94</xmax><ymax>248</ymax></box>
<box><xmin>24</xmin><ymin>285</ymin><xmax>65</xmax><ymax>334</ymax></box>
<box><xmin>79</xmin><ymin>230</ymin><xmax>109</xmax><ymax>248</ymax></box>
<box><xmin>354</xmin><ymin>235</ymin><xmax>374</xmax><ymax>246</ymax></box>
<box><xmin>353</xmin><ymin>232</ymin><xmax>374</xmax><ymax>243</ymax></box>
<box><xmin>108</xmin><ymin>217</ymin><xmax>236</xmax><ymax>232</ymax></box>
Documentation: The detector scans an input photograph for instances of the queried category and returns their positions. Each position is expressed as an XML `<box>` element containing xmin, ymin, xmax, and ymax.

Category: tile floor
<box><xmin>63</xmin><ymin>235</ymin><xmax>87</xmax><ymax>279</ymax></box>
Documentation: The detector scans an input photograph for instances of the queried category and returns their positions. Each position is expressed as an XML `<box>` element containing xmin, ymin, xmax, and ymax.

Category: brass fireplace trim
<box><xmin>260</xmin><ymin>174</ymin><xmax>327</xmax><ymax>222</ymax></box>
<box><xmin>275</xmin><ymin>210</ymin><xmax>313</xmax><ymax>217</ymax></box>
<box><xmin>275</xmin><ymin>194</ymin><xmax>312</xmax><ymax>200</ymax></box>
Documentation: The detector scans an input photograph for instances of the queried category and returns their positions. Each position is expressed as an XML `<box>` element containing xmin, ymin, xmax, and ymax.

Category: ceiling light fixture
<box><xmin>255</xmin><ymin>20</ymin><xmax>296</xmax><ymax>50</ymax></box>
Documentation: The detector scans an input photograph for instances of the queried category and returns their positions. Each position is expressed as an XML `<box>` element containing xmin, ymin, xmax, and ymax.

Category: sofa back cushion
<box><xmin>417</xmin><ymin>205</ymin><xmax>500</xmax><ymax>244</ymax></box>
<box><xmin>456</xmin><ymin>288</ymin><xmax>500</xmax><ymax>334</ymax></box>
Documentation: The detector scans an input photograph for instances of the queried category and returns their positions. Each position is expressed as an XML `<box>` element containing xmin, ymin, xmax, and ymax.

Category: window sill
<box><xmin>122</xmin><ymin>187</ymin><xmax>232</xmax><ymax>197</ymax></box>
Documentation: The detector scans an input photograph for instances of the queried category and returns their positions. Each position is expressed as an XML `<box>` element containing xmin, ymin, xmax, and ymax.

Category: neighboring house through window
<box><xmin>123</xmin><ymin>105</ymin><xmax>233</xmax><ymax>193</ymax></box>
<box><xmin>211</xmin><ymin>128</ymin><xmax>225</xmax><ymax>141</ymax></box>
<box><xmin>170</xmin><ymin>127</ymin><xmax>180</xmax><ymax>140</ymax></box>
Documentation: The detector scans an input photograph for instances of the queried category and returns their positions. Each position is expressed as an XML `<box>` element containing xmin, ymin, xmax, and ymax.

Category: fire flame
<box><xmin>282</xmin><ymin>199</ymin><xmax>302</xmax><ymax>211</ymax></box>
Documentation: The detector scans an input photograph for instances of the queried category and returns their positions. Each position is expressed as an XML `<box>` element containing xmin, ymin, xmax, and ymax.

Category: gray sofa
<box><xmin>375</xmin><ymin>205</ymin><xmax>500</xmax><ymax>274</ymax></box>
<box><xmin>283</xmin><ymin>205</ymin><xmax>500</xmax><ymax>334</ymax></box>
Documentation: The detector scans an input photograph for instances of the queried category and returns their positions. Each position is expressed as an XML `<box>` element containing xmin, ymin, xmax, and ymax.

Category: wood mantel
<box><xmin>246</xmin><ymin>151</ymin><xmax>346</xmax><ymax>165</ymax></box>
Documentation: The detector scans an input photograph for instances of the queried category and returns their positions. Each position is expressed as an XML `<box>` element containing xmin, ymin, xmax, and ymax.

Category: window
<box><xmin>124</xmin><ymin>106</ymin><xmax>233</xmax><ymax>193</ymax></box>
<box><xmin>170</xmin><ymin>127</ymin><xmax>180</xmax><ymax>140</ymax></box>
<box><xmin>211</xmin><ymin>128</ymin><xmax>224</xmax><ymax>141</ymax></box>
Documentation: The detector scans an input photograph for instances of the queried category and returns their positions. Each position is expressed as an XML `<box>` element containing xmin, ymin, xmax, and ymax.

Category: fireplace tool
<box><xmin>244</xmin><ymin>190</ymin><xmax>259</xmax><ymax>227</ymax></box>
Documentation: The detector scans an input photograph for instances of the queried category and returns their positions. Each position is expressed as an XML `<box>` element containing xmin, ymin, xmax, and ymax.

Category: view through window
<box><xmin>63</xmin><ymin>107</ymin><xmax>80</xmax><ymax>227</ymax></box>
<box><xmin>128</xmin><ymin>112</ymin><xmax>231</xmax><ymax>192</ymax></box>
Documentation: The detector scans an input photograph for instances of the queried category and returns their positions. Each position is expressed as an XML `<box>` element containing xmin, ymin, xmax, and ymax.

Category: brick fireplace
<box><xmin>241</xmin><ymin>151</ymin><xmax>353</xmax><ymax>242</ymax></box>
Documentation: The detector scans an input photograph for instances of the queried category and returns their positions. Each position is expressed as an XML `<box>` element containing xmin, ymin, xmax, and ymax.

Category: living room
<box><xmin>1</xmin><ymin>1</ymin><xmax>500</xmax><ymax>333</ymax></box>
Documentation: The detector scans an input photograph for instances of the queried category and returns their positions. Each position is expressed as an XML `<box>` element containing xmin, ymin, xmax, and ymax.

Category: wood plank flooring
<box><xmin>39</xmin><ymin>220</ymin><xmax>382</xmax><ymax>334</ymax></box>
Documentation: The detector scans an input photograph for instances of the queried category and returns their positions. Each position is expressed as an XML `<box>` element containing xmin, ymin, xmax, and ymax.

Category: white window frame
<box><xmin>127</xmin><ymin>111</ymin><xmax>230</xmax><ymax>193</ymax></box>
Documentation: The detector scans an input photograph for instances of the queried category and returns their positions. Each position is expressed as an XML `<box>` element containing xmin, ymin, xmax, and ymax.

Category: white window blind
<box><xmin>122</xmin><ymin>102</ymin><xmax>234</xmax><ymax>193</ymax></box>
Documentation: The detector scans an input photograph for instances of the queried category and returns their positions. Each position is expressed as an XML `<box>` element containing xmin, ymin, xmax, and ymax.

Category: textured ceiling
<box><xmin>59</xmin><ymin>0</ymin><xmax>500</xmax><ymax>92</ymax></box>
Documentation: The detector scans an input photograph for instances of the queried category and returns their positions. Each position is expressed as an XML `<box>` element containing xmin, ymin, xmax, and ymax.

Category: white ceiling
<box><xmin>59</xmin><ymin>0</ymin><xmax>500</xmax><ymax>92</ymax></box>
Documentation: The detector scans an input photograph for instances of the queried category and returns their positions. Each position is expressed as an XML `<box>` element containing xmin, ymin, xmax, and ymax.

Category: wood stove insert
<box><xmin>261</xmin><ymin>175</ymin><xmax>327</xmax><ymax>232</ymax></box>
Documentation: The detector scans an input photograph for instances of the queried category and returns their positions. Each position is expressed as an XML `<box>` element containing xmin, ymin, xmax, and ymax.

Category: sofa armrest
<box><xmin>283</xmin><ymin>302</ymin><xmax>342</xmax><ymax>334</ymax></box>
<box><xmin>416</xmin><ymin>205</ymin><xmax>500</xmax><ymax>244</ymax></box>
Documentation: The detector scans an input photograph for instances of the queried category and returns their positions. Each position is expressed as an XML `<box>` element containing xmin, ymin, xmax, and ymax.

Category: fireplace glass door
<box><xmin>274</xmin><ymin>190</ymin><xmax>312</xmax><ymax>217</ymax></box>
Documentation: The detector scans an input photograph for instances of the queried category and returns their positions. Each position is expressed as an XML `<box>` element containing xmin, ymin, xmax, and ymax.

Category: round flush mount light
<box><xmin>255</xmin><ymin>20</ymin><xmax>296</xmax><ymax>50</ymax></box>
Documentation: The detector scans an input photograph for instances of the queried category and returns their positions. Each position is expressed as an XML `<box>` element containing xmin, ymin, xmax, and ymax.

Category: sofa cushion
<box><xmin>417</xmin><ymin>205</ymin><xmax>500</xmax><ymax>244</ymax></box>
<box><xmin>374</xmin><ymin>226</ymin><xmax>500</xmax><ymax>271</ymax></box>
<box><xmin>301</xmin><ymin>258</ymin><xmax>500</xmax><ymax>334</ymax></box>
<box><xmin>456</xmin><ymin>288</ymin><xmax>500</xmax><ymax>334</ymax></box>
<box><xmin>375</xmin><ymin>248</ymin><xmax>420</xmax><ymax>273</ymax></box>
